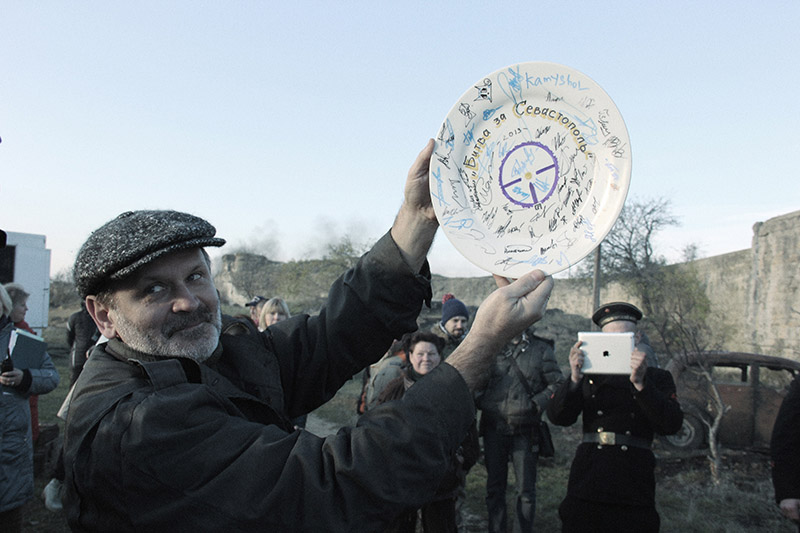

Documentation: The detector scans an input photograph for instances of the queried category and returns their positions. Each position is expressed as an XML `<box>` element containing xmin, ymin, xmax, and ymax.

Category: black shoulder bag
<box><xmin>507</xmin><ymin>346</ymin><xmax>555</xmax><ymax>458</ymax></box>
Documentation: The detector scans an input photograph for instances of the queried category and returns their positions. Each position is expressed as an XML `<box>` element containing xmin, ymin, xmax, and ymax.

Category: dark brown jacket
<box><xmin>476</xmin><ymin>332</ymin><xmax>564</xmax><ymax>435</ymax></box>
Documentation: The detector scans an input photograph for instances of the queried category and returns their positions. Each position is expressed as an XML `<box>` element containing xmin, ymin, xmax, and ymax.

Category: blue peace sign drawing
<box><xmin>498</xmin><ymin>141</ymin><xmax>559</xmax><ymax>208</ymax></box>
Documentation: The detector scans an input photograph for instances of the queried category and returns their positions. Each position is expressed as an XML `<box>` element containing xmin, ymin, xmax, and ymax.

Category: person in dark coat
<box><xmin>0</xmin><ymin>285</ymin><xmax>60</xmax><ymax>532</ymax></box>
<box><xmin>547</xmin><ymin>302</ymin><xmax>683</xmax><ymax>533</ymax></box>
<box><xmin>771</xmin><ymin>374</ymin><xmax>800</xmax><ymax>530</ymax></box>
<box><xmin>66</xmin><ymin>303</ymin><xmax>100</xmax><ymax>387</ymax></box>
<box><xmin>376</xmin><ymin>331</ymin><xmax>479</xmax><ymax>533</ymax></box>
<box><xmin>476</xmin><ymin>327</ymin><xmax>565</xmax><ymax>533</ymax></box>
<box><xmin>41</xmin><ymin>302</ymin><xmax>101</xmax><ymax>512</ymax></box>
<box><xmin>430</xmin><ymin>293</ymin><xmax>470</xmax><ymax>360</ymax></box>
<box><xmin>63</xmin><ymin>141</ymin><xmax>556</xmax><ymax>532</ymax></box>
<box><xmin>428</xmin><ymin>293</ymin><xmax>472</xmax><ymax>531</ymax></box>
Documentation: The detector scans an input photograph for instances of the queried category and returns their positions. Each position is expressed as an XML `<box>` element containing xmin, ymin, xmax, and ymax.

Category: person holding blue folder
<box><xmin>0</xmin><ymin>284</ymin><xmax>60</xmax><ymax>533</ymax></box>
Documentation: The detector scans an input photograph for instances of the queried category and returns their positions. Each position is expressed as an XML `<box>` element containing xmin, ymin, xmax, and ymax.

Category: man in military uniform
<box><xmin>547</xmin><ymin>302</ymin><xmax>683</xmax><ymax>532</ymax></box>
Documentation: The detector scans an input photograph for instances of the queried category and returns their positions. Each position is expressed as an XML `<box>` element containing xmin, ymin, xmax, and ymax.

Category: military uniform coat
<box><xmin>547</xmin><ymin>368</ymin><xmax>683</xmax><ymax>507</ymax></box>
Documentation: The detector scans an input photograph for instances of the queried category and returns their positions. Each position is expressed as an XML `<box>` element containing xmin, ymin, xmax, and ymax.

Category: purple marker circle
<box><xmin>498</xmin><ymin>141</ymin><xmax>559</xmax><ymax>208</ymax></box>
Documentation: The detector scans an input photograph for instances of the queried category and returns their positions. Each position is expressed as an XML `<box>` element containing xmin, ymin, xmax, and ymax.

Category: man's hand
<box><xmin>401</xmin><ymin>138</ymin><xmax>437</xmax><ymax>225</ymax></box>
<box><xmin>390</xmin><ymin>139</ymin><xmax>439</xmax><ymax>273</ymax></box>
<box><xmin>446</xmin><ymin>270</ymin><xmax>553</xmax><ymax>391</ymax></box>
<box><xmin>630</xmin><ymin>348</ymin><xmax>648</xmax><ymax>391</ymax></box>
<box><xmin>780</xmin><ymin>498</ymin><xmax>800</xmax><ymax>522</ymax></box>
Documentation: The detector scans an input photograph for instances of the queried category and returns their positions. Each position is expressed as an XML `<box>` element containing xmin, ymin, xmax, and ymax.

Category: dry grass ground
<box><xmin>25</xmin><ymin>317</ymin><xmax>796</xmax><ymax>532</ymax></box>
<box><xmin>303</xmin><ymin>378</ymin><xmax>796</xmax><ymax>532</ymax></box>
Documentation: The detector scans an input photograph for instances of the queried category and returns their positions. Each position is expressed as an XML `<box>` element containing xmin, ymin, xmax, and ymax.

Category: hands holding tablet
<box><xmin>568</xmin><ymin>341</ymin><xmax>585</xmax><ymax>386</ymax></box>
<box><xmin>568</xmin><ymin>339</ymin><xmax>648</xmax><ymax>391</ymax></box>
<box><xmin>629</xmin><ymin>348</ymin><xmax>648</xmax><ymax>391</ymax></box>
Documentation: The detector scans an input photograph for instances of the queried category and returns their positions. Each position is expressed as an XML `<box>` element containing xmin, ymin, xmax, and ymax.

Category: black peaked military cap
<box><xmin>245</xmin><ymin>296</ymin><xmax>268</xmax><ymax>307</ymax></box>
<box><xmin>591</xmin><ymin>302</ymin><xmax>643</xmax><ymax>328</ymax></box>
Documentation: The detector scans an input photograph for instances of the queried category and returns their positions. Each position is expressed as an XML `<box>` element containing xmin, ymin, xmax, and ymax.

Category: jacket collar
<box><xmin>104</xmin><ymin>337</ymin><xmax>224</xmax><ymax>365</ymax></box>
<box><xmin>437</xmin><ymin>322</ymin><xmax>466</xmax><ymax>343</ymax></box>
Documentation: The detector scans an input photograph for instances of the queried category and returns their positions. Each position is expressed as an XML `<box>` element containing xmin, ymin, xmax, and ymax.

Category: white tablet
<box><xmin>578</xmin><ymin>332</ymin><xmax>634</xmax><ymax>375</ymax></box>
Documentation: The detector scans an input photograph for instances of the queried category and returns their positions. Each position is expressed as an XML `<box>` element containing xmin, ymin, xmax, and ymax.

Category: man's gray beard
<box><xmin>113</xmin><ymin>306</ymin><xmax>222</xmax><ymax>363</ymax></box>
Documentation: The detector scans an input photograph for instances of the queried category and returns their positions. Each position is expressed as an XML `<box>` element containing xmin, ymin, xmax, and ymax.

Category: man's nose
<box><xmin>172</xmin><ymin>284</ymin><xmax>201</xmax><ymax>312</ymax></box>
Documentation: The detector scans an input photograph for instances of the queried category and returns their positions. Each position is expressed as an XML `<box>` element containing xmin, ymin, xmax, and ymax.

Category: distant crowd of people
<box><xmin>357</xmin><ymin>295</ymin><xmax>683</xmax><ymax>533</ymax></box>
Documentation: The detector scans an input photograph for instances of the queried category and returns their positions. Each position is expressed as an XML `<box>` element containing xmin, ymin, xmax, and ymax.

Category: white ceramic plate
<box><xmin>430</xmin><ymin>62</ymin><xmax>631</xmax><ymax>277</ymax></box>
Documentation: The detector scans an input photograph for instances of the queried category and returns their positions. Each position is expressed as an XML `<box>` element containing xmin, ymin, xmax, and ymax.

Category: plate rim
<box><xmin>430</xmin><ymin>61</ymin><xmax>632</xmax><ymax>277</ymax></box>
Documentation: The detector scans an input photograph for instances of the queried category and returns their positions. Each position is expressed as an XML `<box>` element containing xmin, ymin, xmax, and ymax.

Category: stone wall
<box><xmin>431</xmin><ymin>275</ymin><xmax>631</xmax><ymax>320</ymax></box>
<box><xmin>432</xmin><ymin>210</ymin><xmax>800</xmax><ymax>361</ymax></box>
<box><xmin>749</xmin><ymin>211</ymin><xmax>800</xmax><ymax>359</ymax></box>
<box><xmin>216</xmin><ymin>210</ymin><xmax>800</xmax><ymax>360</ymax></box>
<box><xmin>688</xmin><ymin>249</ymin><xmax>751</xmax><ymax>351</ymax></box>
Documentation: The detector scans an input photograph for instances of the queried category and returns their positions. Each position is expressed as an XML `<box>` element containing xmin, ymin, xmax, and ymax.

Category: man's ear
<box><xmin>85</xmin><ymin>296</ymin><xmax>117</xmax><ymax>339</ymax></box>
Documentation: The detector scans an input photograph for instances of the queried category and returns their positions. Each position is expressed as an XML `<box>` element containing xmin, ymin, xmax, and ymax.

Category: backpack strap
<box><xmin>134</xmin><ymin>359</ymin><xmax>190</xmax><ymax>391</ymax></box>
<box><xmin>507</xmin><ymin>341</ymin><xmax>537</xmax><ymax>401</ymax></box>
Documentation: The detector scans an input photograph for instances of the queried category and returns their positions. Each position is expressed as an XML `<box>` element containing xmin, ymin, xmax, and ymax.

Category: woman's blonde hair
<box><xmin>3</xmin><ymin>283</ymin><xmax>29</xmax><ymax>307</ymax></box>
<box><xmin>0</xmin><ymin>284</ymin><xmax>13</xmax><ymax>317</ymax></box>
<box><xmin>258</xmin><ymin>297</ymin><xmax>291</xmax><ymax>331</ymax></box>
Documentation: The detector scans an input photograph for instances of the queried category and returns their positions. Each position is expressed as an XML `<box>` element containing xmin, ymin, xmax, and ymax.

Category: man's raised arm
<box><xmin>389</xmin><ymin>139</ymin><xmax>555</xmax><ymax>390</ymax></box>
<box><xmin>390</xmin><ymin>139</ymin><xmax>439</xmax><ymax>273</ymax></box>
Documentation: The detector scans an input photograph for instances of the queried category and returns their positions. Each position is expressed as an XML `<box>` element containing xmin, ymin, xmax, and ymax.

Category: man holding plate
<box><xmin>62</xmin><ymin>140</ymin><xmax>555</xmax><ymax>532</ymax></box>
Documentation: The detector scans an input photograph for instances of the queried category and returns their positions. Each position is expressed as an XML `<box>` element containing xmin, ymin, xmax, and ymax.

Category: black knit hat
<box><xmin>440</xmin><ymin>293</ymin><xmax>469</xmax><ymax>325</ymax></box>
<box><xmin>73</xmin><ymin>210</ymin><xmax>225</xmax><ymax>298</ymax></box>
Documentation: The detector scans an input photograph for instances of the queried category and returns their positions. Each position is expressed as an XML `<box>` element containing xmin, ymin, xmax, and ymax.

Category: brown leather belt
<box><xmin>582</xmin><ymin>431</ymin><xmax>651</xmax><ymax>449</ymax></box>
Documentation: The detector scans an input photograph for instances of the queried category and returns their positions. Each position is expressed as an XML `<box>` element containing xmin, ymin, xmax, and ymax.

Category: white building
<box><xmin>1</xmin><ymin>232</ymin><xmax>51</xmax><ymax>334</ymax></box>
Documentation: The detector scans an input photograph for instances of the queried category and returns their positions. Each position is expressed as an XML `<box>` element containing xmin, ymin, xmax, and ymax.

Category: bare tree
<box><xmin>654</xmin><ymin>262</ymin><xmax>729</xmax><ymax>485</ymax></box>
<box><xmin>597</xmin><ymin>197</ymin><xmax>730</xmax><ymax>484</ymax></box>
<box><xmin>268</xmin><ymin>233</ymin><xmax>373</xmax><ymax>313</ymax></box>
<box><xmin>323</xmin><ymin>235</ymin><xmax>370</xmax><ymax>271</ymax></box>
<box><xmin>49</xmin><ymin>268</ymin><xmax>82</xmax><ymax>309</ymax></box>
<box><xmin>599</xmin><ymin>197</ymin><xmax>677</xmax><ymax>314</ymax></box>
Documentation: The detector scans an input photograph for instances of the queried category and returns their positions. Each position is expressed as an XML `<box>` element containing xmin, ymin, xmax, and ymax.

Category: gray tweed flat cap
<box><xmin>74</xmin><ymin>210</ymin><xmax>226</xmax><ymax>298</ymax></box>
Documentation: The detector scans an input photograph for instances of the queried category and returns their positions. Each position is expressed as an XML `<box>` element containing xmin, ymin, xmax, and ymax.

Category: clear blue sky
<box><xmin>2</xmin><ymin>1</ymin><xmax>798</xmax><ymax>279</ymax></box>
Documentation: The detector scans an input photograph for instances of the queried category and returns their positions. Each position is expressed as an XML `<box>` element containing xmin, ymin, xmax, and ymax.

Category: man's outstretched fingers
<box><xmin>408</xmin><ymin>139</ymin><xmax>434</xmax><ymax>178</ymax></box>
